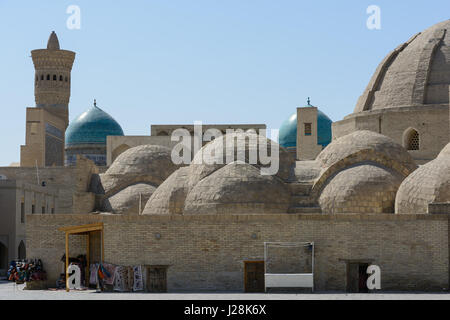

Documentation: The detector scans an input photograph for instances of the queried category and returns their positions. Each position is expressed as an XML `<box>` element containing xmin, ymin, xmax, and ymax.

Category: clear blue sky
<box><xmin>0</xmin><ymin>0</ymin><xmax>449</xmax><ymax>165</ymax></box>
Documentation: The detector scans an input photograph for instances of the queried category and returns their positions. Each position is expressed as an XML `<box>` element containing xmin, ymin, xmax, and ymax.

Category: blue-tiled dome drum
<box><xmin>279</xmin><ymin>98</ymin><xmax>332</xmax><ymax>153</ymax></box>
<box><xmin>65</xmin><ymin>100</ymin><xmax>124</xmax><ymax>166</ymax></box>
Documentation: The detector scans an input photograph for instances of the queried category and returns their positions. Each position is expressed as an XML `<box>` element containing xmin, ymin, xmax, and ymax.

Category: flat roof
<box><xmin>58</xmin><ymin>222</ymin><xmax>103</xmax><ymax>235</ymax></box>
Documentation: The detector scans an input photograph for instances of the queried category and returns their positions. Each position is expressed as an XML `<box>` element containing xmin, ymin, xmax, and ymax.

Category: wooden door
<box><xmin>358</xmin><ymin>264</ymin><xmax>369</xmax><ymax>293</ymax></box>
<box><xmin>244</xmin><ymin>261</ymin><xmax>265</xmax><ymax>292</ymax></box>
<box><xmin>147</xmin><ymin>266</ymin><xmax>167</xmax><ymax>292</ymax></box>
<box><xmin>347</xmin><ymin>262</ymin><xmax>369</xmax><ymax>293</ymax></box>
<box><xmin>346</xmin><ymin>263</ymin><xmax>359</xmax><ymax>293</ymax></box>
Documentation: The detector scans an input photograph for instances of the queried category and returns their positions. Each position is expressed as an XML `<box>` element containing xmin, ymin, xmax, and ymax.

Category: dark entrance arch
<box><xmin>0</xmin><ymin>242</ymin><xmax>8</xmax><ymax>274</ymax></box>
<box><xmin>18</xmin><ymin>241</ymin><xmax>26</xmax><ymax>260</ymax></box>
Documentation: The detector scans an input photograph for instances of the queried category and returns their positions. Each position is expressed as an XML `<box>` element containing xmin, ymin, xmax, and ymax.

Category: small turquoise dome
<box><xmin>65</xmin><ymin>103</ymin><xmax>124</xmax><ymax>146</ymax></box>
<box><xmin>279</xmin><ymin>106</ymin><xmax>332</xmax><ymax>149</ymax></box>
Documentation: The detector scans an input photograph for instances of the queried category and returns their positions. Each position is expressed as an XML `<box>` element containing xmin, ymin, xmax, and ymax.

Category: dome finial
<box><xmin>94</xmin><ymin>99</ymin><xmax>97</xmax><ymax>107</ymax></box>
<box><xmin>47</xmin><ymin>31</ymin><xmax>60</xmax><ymax>50</ymax></box>
<box><xmin>307</xmin><ymin>97</ymin><xmax>311</xmax><ymax>106</ymax></box>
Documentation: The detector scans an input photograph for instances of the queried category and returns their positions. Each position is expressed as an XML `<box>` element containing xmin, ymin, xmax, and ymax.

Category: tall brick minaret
<box><xmin>20</xmin><ymin>31</ymin><xmax>76</xmax><ymax>167</ymax></box>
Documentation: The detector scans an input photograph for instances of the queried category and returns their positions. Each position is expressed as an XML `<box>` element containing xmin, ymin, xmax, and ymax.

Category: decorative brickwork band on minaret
<box><xmin>31</xmin><ymin>31</ymin><xmax>76</xmax><ymax>126</ymax></box>
<box><xmin>21</xmin><ymin>32</ymin><xmax>76</xmax><ymax>167</ymax></box>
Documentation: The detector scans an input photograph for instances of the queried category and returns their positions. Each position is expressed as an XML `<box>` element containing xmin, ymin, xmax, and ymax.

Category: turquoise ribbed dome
<box><xmin>279</xmin><ymin>107</ymin><xmax>332</xmax><ymax>149</ymax></box>
<box><xmin>65</xmin><ymin>103</ymin><xmax>124</xmax><ymax>146</ymax></box>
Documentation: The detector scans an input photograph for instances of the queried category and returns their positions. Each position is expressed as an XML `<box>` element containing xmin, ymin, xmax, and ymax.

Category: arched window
<box><xmin>47</xmin><ymin>74</ymin><xmax>50</xmax><ymax>80</ymax></box>
<box><xmin>41</xmin><ymin>75</ymin><xmax>44</xmax><ymax>80</ymax></box>
<box><xmin>18</xmin><ymin>241</ymin><xmax>26</xmax><ymax>260</ymax></box>
<box><xmin>59</xmin><ymin>75</ymin><xmax>63</xmax><ymax>81</ymax></box>
<box><xmin>53</xmin><ymin>75</ymin><xmax>57</xmax><ymax>81</ymax></box>
<box><xmin>404</xmin><ymin>128</ymin><xmax>420</xmax><ymax>150</ymax></box>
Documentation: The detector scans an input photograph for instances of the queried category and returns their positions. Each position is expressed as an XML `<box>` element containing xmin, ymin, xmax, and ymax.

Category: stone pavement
<box><xmin>1</xmin><ymin>281</ymin><xmax>450</xmax><ymax>300</ymax></box>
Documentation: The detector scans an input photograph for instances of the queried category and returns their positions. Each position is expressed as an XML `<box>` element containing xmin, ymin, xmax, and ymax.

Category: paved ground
<box><xmin>1</xmin><ymin>281</ymin><xmax>450</xmax><ymax>300</ymax></box>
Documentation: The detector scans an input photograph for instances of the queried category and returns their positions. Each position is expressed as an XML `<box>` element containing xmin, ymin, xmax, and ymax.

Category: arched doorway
<box><xmin>0</xmin><ymin>242</ymin><xmax>8</xmax><ymax>275</ymax></box>
<box><xmin>18</xmin><ymin>240</ymin><xmax>26</xmax><ymax>260</ymax></box>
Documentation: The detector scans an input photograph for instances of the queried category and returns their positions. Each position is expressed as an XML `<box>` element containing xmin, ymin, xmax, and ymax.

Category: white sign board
<box><xmin>265</xmin><ymin>273</ymin><xmax>314</xmax><ymax>288</ymax></box>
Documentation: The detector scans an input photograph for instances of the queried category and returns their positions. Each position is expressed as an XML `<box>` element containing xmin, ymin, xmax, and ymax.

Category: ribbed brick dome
<box><xmin>354</xmin><ymin>19</ymin><xmax>450</xmax><ymax>112</ymax></box>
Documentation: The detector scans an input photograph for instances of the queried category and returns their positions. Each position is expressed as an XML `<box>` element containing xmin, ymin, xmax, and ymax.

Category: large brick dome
<box><xmin>333</xmin><ymin>20</ymin><xmax>450</xmax><ymax>163</ymax></box>
<box><xmin>354</xmin><ymin>19</ymin><xmax>450</xmax><ymax>112</ymax></box>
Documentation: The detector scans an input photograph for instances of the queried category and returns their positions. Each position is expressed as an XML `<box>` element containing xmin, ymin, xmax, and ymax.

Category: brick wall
<box><xmin>332</xmin><ymin>105</ymin><xmax>449</xmax><ymax>164</ymax></box>
<box><xmin>429</xmin><ymin>203</ymin><xmax>450</xmax><ymax>214</ymax></box>
<box><xmin>0</xmin><ymin>156</ymin><xmax>97</xmax><ymax>214</ymax></box>
<box><xmin>26</xmin><ymin>213</ymin><xmax>449</xmax><ymax>292</ymax></box>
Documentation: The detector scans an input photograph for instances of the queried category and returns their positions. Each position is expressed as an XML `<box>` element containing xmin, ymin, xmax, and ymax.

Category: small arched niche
<box><xmin>111</xmin><ymin>144</ymin><xmax>131</xmax><ymax>163</ymax></box>
<box><xmin>18</xmin><ymin>240</ymin><xmax>26</xmax><ymax>260</ymax></box>
<box><xmin>403</xmin><ymin>128</ymin><xmax>420</xmax><ymax>151</ymax></box>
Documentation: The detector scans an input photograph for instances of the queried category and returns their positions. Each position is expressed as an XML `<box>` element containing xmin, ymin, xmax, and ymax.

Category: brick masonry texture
<box><xmin>333</xmin><ymin>20</ymin><xmax>450</xmax><ymax>163</ymax></box>
<box><xmin>27</xmin><ymin>213</ymin><xmax>449</xmax><ymax>292</ymax></box>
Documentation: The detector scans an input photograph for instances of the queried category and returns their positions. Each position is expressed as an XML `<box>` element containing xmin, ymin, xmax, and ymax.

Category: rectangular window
<box><xmin>20</xmin><ymin>203</ymin><xmax>25</xmax><ymax>223</ymax></box>
<box><xmin>304</xmin><ymin>123</ymin><xmax>312</xmax><ymax>136</ymax></box>
<box><xmin>42</xmin><ymin>206</ymin><xmax>45</xmax><ymax>214</ymax></box>
<box><xmin>31</xmin><ymin>205</ymin><xmax>35</xmax><ymax>214</ymax></box>
<box><xmin>51</xmin><ymin>208</ymin><xmax>55</xmax><ymax>214</ymax></box>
